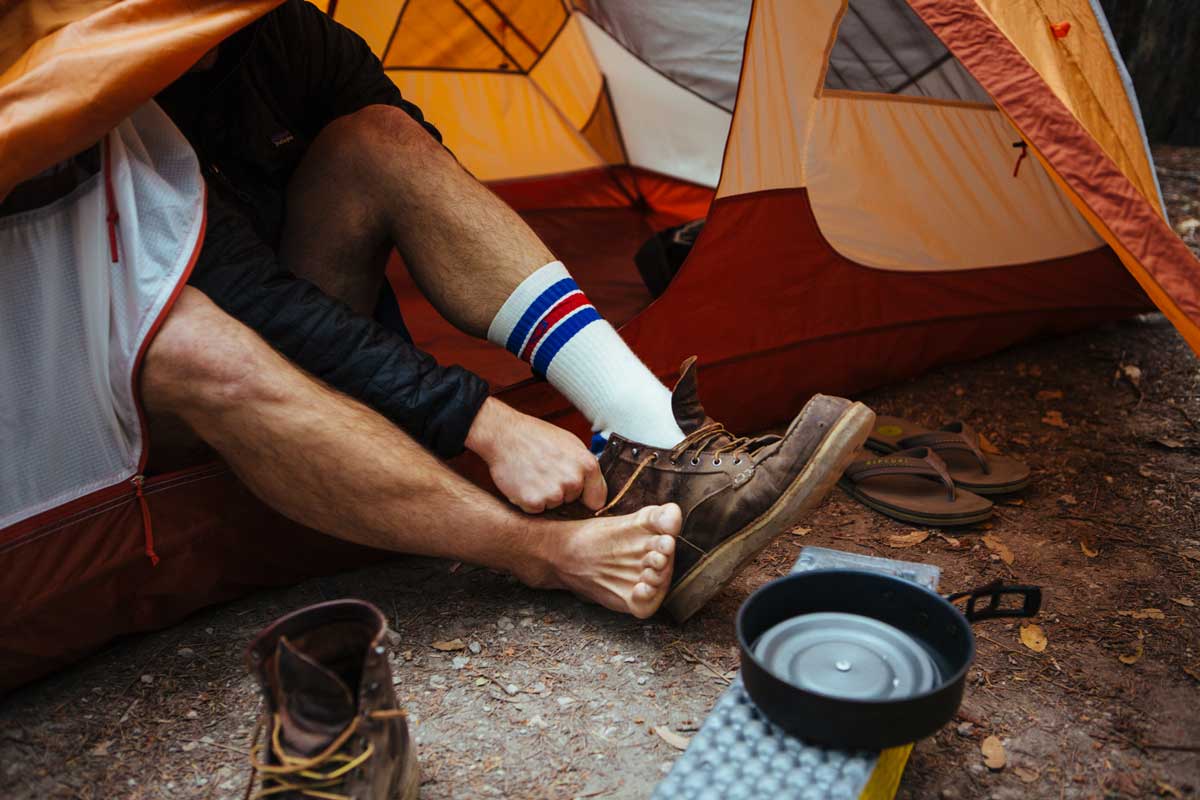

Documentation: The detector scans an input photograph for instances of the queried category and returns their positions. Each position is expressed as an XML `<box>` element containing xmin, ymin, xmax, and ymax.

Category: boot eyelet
<box><xmin>650</xmin><ymin>452</ymin><xmax>659</xmax><ymax>461</ymax></box>
<box><xmin>631</xmin><ymin>447</ymin><xmax>639</xmax><ymax>456</ymax></box>
<box><xmin>712</xmin><ymin>458</ymin><xmax>722</xmax><ymax>466</ymax></box>
<box><xmin>734</xmin><ymin>457</ymin><xmax>742</xmax><ymax>465</ymax></box>
<box><xmin>690</xmin><ymin>457</ymin><xmax>700</xmax><ymax>466</ymax></box>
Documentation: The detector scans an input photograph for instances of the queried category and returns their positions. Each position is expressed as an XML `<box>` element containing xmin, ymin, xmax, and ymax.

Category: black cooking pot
<box><xmin>736</xmin><ymin>569</ymin><xmax>1041</xmax><ymax>750</ymax></box>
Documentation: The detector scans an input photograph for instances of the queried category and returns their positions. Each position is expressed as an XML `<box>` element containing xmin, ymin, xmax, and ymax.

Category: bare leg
<box><xmin>279</xmin><ymin>105</ymin><xmax>552</xmax><ymax>336</ymax></box>
<box><xmin>141</xmin><ymin>288</ymin><xmax>678</xmax><ymax>618</ymax></box>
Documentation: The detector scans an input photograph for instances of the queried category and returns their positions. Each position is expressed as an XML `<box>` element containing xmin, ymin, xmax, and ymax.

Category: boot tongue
<box><xmin>272</xmin><ymin>636</ymin><xmax>357</xmax><ymax>758</ymax></box>
<box><xmin>671</xmin><ymin>357</ymin><xmax>711</xmax><ymax>434</ymax></box>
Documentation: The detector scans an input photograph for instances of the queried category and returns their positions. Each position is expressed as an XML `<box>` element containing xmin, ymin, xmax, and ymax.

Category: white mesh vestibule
<box><xmin>0</xmin><ymin>102</ymin><xmax>204</xmax><ymax>529</ymax></box>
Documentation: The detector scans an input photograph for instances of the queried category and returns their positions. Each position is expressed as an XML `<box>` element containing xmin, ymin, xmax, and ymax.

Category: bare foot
<box><xmin>538</xmin><ymin>504</ymin><xmax>681</xmax><ymax>619</ymax></box>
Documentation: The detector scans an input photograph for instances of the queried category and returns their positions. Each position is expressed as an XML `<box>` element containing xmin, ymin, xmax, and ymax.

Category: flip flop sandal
<box><xmin>865</xmin><ymin>416</ymin><xmax>1030</xmax><ymax>495</ymax></box>
<box><xmin>838</xmin><ymin>447</ymin><xmax>994</xmax><ymax>526</ymax></box>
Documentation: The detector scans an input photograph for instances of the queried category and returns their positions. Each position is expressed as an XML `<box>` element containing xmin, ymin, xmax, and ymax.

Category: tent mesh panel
<box><xmin>825</xmin><ymin>0</ymin><xmax>992</xmax><ymax>104</ymax></box>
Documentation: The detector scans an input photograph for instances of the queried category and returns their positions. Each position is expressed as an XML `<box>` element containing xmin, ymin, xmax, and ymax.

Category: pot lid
<box><xmin>753</xmin><ymin>612</ymin><xmax>940</xmax><ymax>701</ymax></box>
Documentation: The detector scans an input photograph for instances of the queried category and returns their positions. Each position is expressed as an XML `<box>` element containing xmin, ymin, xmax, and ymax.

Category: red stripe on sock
<box><xmin>520</xmin><ymin>292</ymin><xmax>591</xmax><ymax>362</ymax></box>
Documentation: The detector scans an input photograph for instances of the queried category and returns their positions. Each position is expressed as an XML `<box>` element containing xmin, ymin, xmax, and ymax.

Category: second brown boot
<box><xmin>245</xmin><ymin>600</ymin><xmax>419</xmax><ymax>799</ymax></box>
<box><xmin>595</xmin><ymin>358</ymin><xmax>875</xmax><ymax>622</ymax></box>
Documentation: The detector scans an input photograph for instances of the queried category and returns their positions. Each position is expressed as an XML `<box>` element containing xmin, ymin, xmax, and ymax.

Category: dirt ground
<box><xmin>2</xmin><ymin>151</ymin><xmax>1198</xmax><ymax>800</ymax></box>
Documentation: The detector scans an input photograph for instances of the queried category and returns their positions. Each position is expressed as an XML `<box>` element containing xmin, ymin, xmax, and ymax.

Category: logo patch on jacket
<box><xmin>270</xmin><ymin>130</ymin><xmax>296</xmax><ymax>148</ymax></box>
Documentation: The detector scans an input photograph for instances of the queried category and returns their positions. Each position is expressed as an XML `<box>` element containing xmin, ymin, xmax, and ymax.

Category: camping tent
<box><xmin>2</xmin><ymin>0</ymin><xmax>1198</xmax><ymax>689</ymax></box>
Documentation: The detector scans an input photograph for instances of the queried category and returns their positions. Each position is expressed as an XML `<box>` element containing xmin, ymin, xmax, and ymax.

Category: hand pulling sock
<box><xmin>487</xmin><ymin>261</ymin><xmax>686</xmax><ymax>449</ymax></box>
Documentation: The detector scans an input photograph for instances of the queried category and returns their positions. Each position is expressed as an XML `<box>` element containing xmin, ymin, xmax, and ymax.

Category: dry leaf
<box><xmin>1041</xmin><ymin>410</ymin><xmax>1068</xmax><ymax>429</ymax></box>
<box><xmin>792</xmin><ymin>527</ymin><xmax>812</xmax><ymax>537</ymax></box>
<box><xmin>1014</xmin><ymin>766</ymin><xmax>1040</xmax><ymax>784</ymax></box>
<box><xmin>1138</xmin><ymin>464</ymin><xmax>1156</xmax><ymax>479</ymax></box>
<box><xmin>1120</xmin><ymin>364</ymin><xmax>1143</xmax><ymax>387</ymax></box>
<box><xmin>983</xmin><ymin>534</ymin><xmax>1015</xmax><ymax>565</ymax></box>
<box><xmin>431</xmin><ymin>639</ymin><xmax>466</xmax><ymax>651</ymax></box>
<box><xmin>936</xmin><ymin>532</ymin><xmax>962</xmax><ymax>548</ymax></box>
<box><xmin>1117</xmin><ymin>608</ymin><xmax>1164</xmax><ymax>620</ymax></box>
<box><xmin>1080</xmin><ymin>541</ymin><xmax>1099</xmax><ymax>558</ymax></box>
<box><xmin>1036</xmin><ymin>390</ymin><xmax>1064</xmax><ymax>401</ymax></box>
<box><xmin>1170</xmin><ymin>597</ymin><xmax>1195</xmax><ymax>608</ymax></box>
<box><xmin>1118</xmin><ymin>630</ymin><xmax>1144</xmax><ymax>665</ymax></box>
<box><xmin>1004</xmin><ymin>498</ymin><xmax>1025</xmax><ymax>506</ymax></box>
<box><xmin>90</xmin><ymin>740</ymin><xmax>113</xmax><ymax>757</ymax></box>
<box><xmin>653</xmin><ymin>726</ymin><xmax>691</xmax><ymax>750</ymax></box>
<box><xmin>1157</xmin><ymin>779</ymin><xmax>1185</xmax><ymax>799</ymax></box>
<box><xmin>1019</xmin><ymin>624</ymin><xmax>1048</xmax><ymax>653</ymax></box>
<box><xmin>1058</xmin><ymin>494</ymin><xmax>1078</xmax><ymax>506</ymax></box>
<box><xmin>1180</xmin><ymin>549</ymin><xmax>1200</xmax><ymax>562</ymax></box>
<box><xmin>1183</xmin><ymin>666</ymin><xmax>1200</xmax><ymax>683</ymax></box>
<box><xmin>978</xmin><ymin>433</ymin><xmax>1002</xmax><ymax>455</ymax></box>
<box><xmin>1118</xmin><ymin>646</ymin><xmax>1143</xmax><ymax>666</ymax></box>
<box><xmin>887</xmin><ymin>530</ymin><xmax>931</xmax><ymax>548</ymax></box>
<box><xmin>981</xmin><ymin>735</ymin><xmax>1006</xmax><ymax>770</ymax></box>
<box><xmin>1156</xmin><ymin>437</ymin><xmax>1186</xmax><ymax>449</ymax></box>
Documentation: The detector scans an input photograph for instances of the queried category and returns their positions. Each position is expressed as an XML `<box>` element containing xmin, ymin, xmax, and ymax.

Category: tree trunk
<box><xmin>1100</xmin><ymin>0</ymin><xmax>1200</xmax><ymax>145</ymax></box>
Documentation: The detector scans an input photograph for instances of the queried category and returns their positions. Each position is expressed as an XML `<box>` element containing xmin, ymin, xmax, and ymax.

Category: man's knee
<box><xmin>320</xmin><ymin>105</ymin><xmax>446</xmax><ymax>173</ymax></box>
<box><xmin>142</xmin><ymin>287</ymin><xmax>278</xmax><ymax>415</ymax></box>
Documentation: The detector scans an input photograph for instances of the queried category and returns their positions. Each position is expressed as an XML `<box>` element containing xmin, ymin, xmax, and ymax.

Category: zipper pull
<box><xmin>132</xmin><ymin>475</ymin><xmax>160</xmax><ymax>566</ymax></box>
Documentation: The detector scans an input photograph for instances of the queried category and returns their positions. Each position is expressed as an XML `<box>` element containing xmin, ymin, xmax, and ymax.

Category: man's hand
<box><xmin>465</xmin><ymin>397</ymin><xmax>607</xmax><ymax>513</ymax></box>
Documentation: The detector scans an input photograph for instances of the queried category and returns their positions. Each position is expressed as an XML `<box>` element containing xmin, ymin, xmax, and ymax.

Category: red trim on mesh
<box><xmin>103</xmin><ymin>136</ymin><xmax>120</xmax><ymax>262</ymax></box>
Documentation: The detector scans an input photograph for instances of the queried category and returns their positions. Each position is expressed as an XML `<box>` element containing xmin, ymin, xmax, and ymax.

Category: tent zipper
<box><xmin>131</xmin><ymin>475</ymin><xmax>159</xmax><ymax>566</ymax></box>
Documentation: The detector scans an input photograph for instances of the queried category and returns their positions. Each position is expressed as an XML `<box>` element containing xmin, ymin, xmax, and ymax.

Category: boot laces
<box><xmin>597</xmin><ymin>422</ymin><xmax>753</xmax><ymax>516</ymax></box>
<box><xmin>247</xmin><ymin>709</ymin><xmax>407</xmax><ymax>800</ymax></box>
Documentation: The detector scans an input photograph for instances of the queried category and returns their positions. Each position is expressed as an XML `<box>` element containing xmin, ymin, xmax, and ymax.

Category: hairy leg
<box><xmin>141</xmin><ymin>288</ymin><xmax>678</xmax><ymax>618</ymax></box>
<box><xmin>279</xmin><ymin>105</ymin><xmax>551</xmax><ymax>336</ymax></box>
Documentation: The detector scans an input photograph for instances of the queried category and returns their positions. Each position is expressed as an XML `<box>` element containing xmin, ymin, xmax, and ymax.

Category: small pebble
<box><xmin>956</xmin><ymin>722</ymin><xmax>975</xmax><ymax>737</ymax></box>
<box><xmin>429</xmin><ymin>675</ymin><xmax>447</xmax><ymax>687</ymax></box>
<box><xmin>176</xmin><ymin>647</ymin><xmax>194</xmax><ymax>658</ymax></box>
<box><xmin>468</xmin><ymin>641</ymin><xmax>482</xmax><ymax>655</ymax></box>
<box><xmin>451</xmin><ymin>656</ymin><xmax>470</xmax><ymax>670</ymax></box>
<box><xmin>556</xmin><ymin>696</ymin><xmax>576</xmax><ymax>706</ymax></box>
<box><xmin>139</xmin><ymin>674</ymin><xmax>154</xmax><ymax>685</ymax></box>
<box><xmin>637</xmin><ymin>676</ymin><xmax>648</xmax><ymax>685</ymax></box>
<box><xmin>504</xmin><ymin>683</ymin><xmax>519</xmax><ymax>695</ymax></box>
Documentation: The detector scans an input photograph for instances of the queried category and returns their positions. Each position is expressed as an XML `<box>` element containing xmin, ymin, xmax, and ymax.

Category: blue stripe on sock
<box><xmin>505</xmin><ymin>277</ymin><xmax>578</xmax><ymax>356</ymax></box>
<box><xmin>531</xmin><ymin>306</ymin><xmax>601</xmax><ymax>376</ymax></box>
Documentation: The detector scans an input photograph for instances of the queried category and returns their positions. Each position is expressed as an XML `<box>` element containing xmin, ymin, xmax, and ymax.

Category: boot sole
<box><xmin>395</xmin><ymin>744</ymin><xmax>421</xmax><ymax>800</ymax></box>
<box><xmin>662</xmin><ymin>402</ymin><xmax>876</xmax><ymax>623</ymax></box>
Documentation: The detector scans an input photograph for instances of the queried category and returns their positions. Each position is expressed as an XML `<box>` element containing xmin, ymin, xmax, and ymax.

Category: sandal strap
<box><xmin>898</xmin><ymin>421</ymin><xmax>990</xmax><ymax>475</ymax></box>
<box><xmin>844</xmin><ymin>447</ymin><xmax>956</xmax><ymax>501</ymax></box>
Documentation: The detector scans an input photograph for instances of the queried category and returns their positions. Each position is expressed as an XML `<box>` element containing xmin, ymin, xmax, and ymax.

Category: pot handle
<box><xmin>946</xmin><ymin>580</ymin><xmax>1042</xmax><ymax>622</ymax></box>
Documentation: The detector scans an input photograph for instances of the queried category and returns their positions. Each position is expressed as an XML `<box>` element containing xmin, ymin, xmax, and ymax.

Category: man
<box><xmin>141</xmin><ymin>0</ymin><xmax>873</xmax><ymax>621</ymax></box>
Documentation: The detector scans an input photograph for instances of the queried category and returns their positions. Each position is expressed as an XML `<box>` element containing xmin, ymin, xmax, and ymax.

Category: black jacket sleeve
<box><xmin>275</xmin><ymin>0</ymin><xmax>443</xmax><ymax>142</ymax></box>
<box><xmin>189</xmin><ymin>190</ymin><xmax>488</xmax><ymax>459</ymax></box>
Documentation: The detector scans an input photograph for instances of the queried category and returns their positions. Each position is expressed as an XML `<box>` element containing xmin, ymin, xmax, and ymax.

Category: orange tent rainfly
<box><xmin>2</xmin><ymin>0</ymin><xmax>1198</xmax><ymax>690</ymax></box>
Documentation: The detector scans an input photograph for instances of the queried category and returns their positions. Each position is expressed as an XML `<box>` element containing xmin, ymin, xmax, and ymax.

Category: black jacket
<box><xmin>158</xmin><ymin>0</ymin><xmax>489</xmax><ymax>459</ymax></box>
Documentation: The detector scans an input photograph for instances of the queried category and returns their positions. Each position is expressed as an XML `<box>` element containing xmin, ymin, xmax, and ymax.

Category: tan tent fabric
<box><xmin>806</xmin><ymin>95</ymin><xmax>1101</xmax><ymax>271</ymax></box>
<box><xmin>716</xmin><ymin>0</ymin><xmax>839</xmax><ymax>199</ymax></box>
<box><xmin>0</xmin><ymin>0</ymin><xmax>282</xmax><ymax>200</ymax></box>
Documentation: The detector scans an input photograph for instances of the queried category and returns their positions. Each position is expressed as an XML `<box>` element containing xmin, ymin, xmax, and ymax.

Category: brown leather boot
<box><xmin>245</xmin><ymin>600</ymin><xmax>419</xmax><ymax>800</ymax></box>
<box><xmin>596</xmin><ymin>358</ymin><xmax>875</xmax><ymax>622</ymax></box>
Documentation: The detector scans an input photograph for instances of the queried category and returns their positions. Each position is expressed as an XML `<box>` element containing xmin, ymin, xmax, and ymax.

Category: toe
<box><xmin>640</xmin><ymin>566</ymin><xmax>667</xmax><ymax>587</ymax></box>
<box><xmin>650</xmin><ymin>534</ymin><xmax>675</xmax><ymax>556</ymax></box>
<box><xmin>643</xmin><ymin>550</ymin><xmax>669</xmax><ymax>570</ymax></box>
<box><xmin>650</xmin><ymin>503</ymin><xmax>683</xmax><ymax>536</ymax></box>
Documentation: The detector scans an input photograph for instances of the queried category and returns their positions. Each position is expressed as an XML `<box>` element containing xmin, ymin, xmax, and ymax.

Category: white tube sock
<box><xmin>487</xmin><ymin>262</ymin><xmax>685</xmax><ymax>449</ymax></box>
